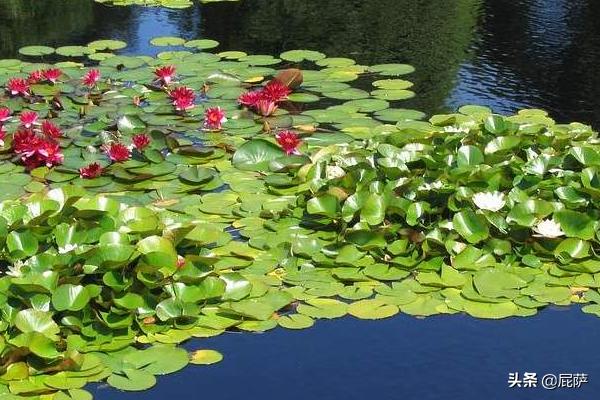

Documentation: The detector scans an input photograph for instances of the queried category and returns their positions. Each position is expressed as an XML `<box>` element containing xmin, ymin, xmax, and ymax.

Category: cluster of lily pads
<box><xmin>1</xmin><ymin>36</ymin><xmax>600</xmax><ymax>399</ymax></box>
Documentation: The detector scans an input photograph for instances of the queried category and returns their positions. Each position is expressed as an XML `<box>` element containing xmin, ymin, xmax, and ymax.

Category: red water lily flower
<box><xmin>20</xmin><ymin>111</ymin><xmax>39</xmax><ymax>128</ymax></box>
<box><xmin>0</xmin><ymin>107</ymin><xmax>11</xmax><ymax>122</ymax></box>
<box><xmin>103</xmin><ymin>142</ymin><xmax>130</xmax><ymax>162</ymax></box>
<box><xmin>12</xmin><ymin>129</ymin><xmax>39</xmax><ymax>156</ymax></box>
<box><xmin>41</xmin><ymin>120</ymin><xmax>62</xmax><ymax>138</ymax></box>
<box><xmin>13</xmin><ymin>129</ymin><xmax>63</xmax><ymax>169</ymax></box>
<box><xmin>28</xmin><ymin>70</ymin><xmax>44</xmax><ymax>84</ymax></box>
<box><xmin>79</xmin><ymin>162</ymin><xmax>103</xmax><ymax>179</ymax></box>
<box><xmin>238</xmin><ymin>81</ymin><xmax>291</xmax><ymax>116</ymax></box>
<box><xmin>132</xmin><ymin>133</ymin><xmax>151</xmax><ymax>150</ymax></box>
<box><xmin>43</xmin><ymin>68</ymin><xmax>62</xmax><ymax>84</ymax></box>
<box><xmin>262</xmin><ymin>80</ymin><xmax>291</xmax><ymax>102</ymax></box>
<box><xmin>169</xmin><ymin>86</ymin><xmax>196</xmax><ymax>111</ymax></box>
<box><xmin>276</xmin><ymin>130</ymin><xmax>301</xmax><ymax>155</ymax></box>
<box><xmin>0</xmin><ymin>125</ymin><xmax>6</xmax><ymax>146</ymax></box>
<box><xmin>37</xmin><ymin>140</ymin><xmax>64</xmax><ymax>167</ymax></box>
<box><xmin>154</xmin><ymin>65</ymin><xmax>176</xmax><ymax>86</ymax></box>
<box><xmin>6</xmin><ymin>78</ymin><xmax>30</xmax><ymax>96</ymax></box>
<box><xmin>82</xmin><ymin>69</ymin><xmax>101</xmax><ymax>88</ymax></box>
<box><xmin>238</xmin><ymin>90</ymin><xmax>262</xmax><ymax>107</ymax></box>
<box><xmin>255</xmin><ymin>99</ymin><xmax>278</xmax><ymax>117</ymax></box>
<box><xmin>203</xmin><ymin>107</ymin><xmax>227</xmax><ymax>130</ymax></box>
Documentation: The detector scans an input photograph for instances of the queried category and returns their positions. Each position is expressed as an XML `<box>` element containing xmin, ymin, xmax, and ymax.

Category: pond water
<box><xmin>92</xmin><ymin>307</ymin><xmax>600</xmax><ymax>400</ymax></box>
<box><xmin>1</xmin><ymin>0</ymin><xmax>599</xmax><ymax>126</ymax></box>
<box><xmin>1</xmin><ymin>0</ymin><xmax>599</xmax><ymax>398</ymax></box>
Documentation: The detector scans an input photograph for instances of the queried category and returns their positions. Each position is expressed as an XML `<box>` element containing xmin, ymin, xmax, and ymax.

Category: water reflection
<box><xmin>202</xmin><ymin>0</ymin><xmax>480</xmax><ymax>113</ymax></box>
<box><xmin>0</xmin><ymin>0</ymin><xmax>598</xmax><ymax>124</ymax></box>
<box><xmin>448</xmin><ymin>0</ymin><xmax>600</xmax><ymax>125</ymax></box>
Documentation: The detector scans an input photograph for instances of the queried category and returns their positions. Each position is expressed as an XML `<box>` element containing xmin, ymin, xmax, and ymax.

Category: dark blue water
<box><xmin>92</xmin><ymin>307</ymin><xmax>599</xmax><ymax>400</ymax></box>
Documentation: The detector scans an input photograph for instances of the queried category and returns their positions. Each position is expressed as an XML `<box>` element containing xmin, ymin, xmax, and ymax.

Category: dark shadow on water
<box><xmin>91</xmin><ymin>306</ymin><xmax>600</xmax><ymax>400</ymax></box>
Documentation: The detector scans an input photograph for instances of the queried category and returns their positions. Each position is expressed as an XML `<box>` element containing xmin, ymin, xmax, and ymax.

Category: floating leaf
<box><xmin>190</xmin><ymin>349</ymin><xmax>223</xmax><ymax>365</ymax></box>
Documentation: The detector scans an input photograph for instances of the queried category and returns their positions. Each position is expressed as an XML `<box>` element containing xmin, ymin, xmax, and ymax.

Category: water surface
<box><xmin>92</xmin><ymin>307</ymin><xmax>600</xmax><ymax>400</ymax></box>
<box><xmin>1</xmin><ymin>0</ymin><xmax>599</xmax><ymax>125</ymax></box>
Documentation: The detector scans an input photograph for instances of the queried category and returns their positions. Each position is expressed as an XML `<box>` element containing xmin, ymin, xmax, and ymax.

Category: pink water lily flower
<box><xmin>103</xmin><ymin>142</ymin><xmax>131</xmax><ymax>162</ymax></box>
<box><xmin>203</xmin><ymin>107</ymin><xmax>227</xmax><ymax>130</ymax></box>
<box><xmin>262</xmin><ymin>80</ymin><xmax>291</xmax><ymax>102</ymax></box>
<box><xmin>256</xmin><ymin>99</ymin><xmax>278</xmax><ymax>117</ymax></box>
<box><xmin>41</xmin><ymin>120</ymin><xmax>62</xmax><ymax>138</ymax></box>
<box><xmin>6</xmin><ymin>78</ymin><xmax>30</xmax><ymax>96</ymax></box>
<box><xmin>132</xmin><ymin>133</ymin><xmax>151</xmax><ymax>150</ymax></box>
<box><xmin>28</xmin><ymin>70</ymin><xmax>44</xmax><ymax>84</ymax></box>
<box><xmin>169</xmin><ymin>86</ymin><xmax>196</xmax><ymax>111</ymax></box>
<box><xmin>276</xmin><ymin>130</ymin><xmax>301</xmax><ymax>155</ymax></box>
<box><xmin>154</xmin><ymin>65</ymin><xmax>176</xmax><ymax>86</ymax></box>
<box><xmin>238</xmin><ymin>90</ymin><xmax>263</xmax><ymax>107</ymax></box>
<box><xmin>19</xmin><ymin>111</ymin><xmax>39</xmax><ymax>128</ymax></box>
<box><xmin>0</xmin><ymin>107</ymin><xmax>11</xmax><ymax>122</ymax></box>
<box><xmin>43</xmin><ymin>68</ymin><xmax>62</xmax><ymax>84</ymax></box>
<box><xmin>82</xmin><ymin>69</ymin><xmax>101</xmax><ymax>88</ymax></box>
<box><xmin>13</xmin><ymin>129</ymin><xmax>63</xmax><ymax>169</ymax></box>
<box><xmin>79</xmin><ymin>162</ymin><xmax>103</xmax><ymax>179</ymax></box>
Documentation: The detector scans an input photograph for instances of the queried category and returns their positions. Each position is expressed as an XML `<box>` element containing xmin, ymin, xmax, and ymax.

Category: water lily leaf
<box><xmin>87</xmin><ymin>39</ymin><xmax>127</xmax><ymax>50</ymax></box>
<box><xmin>484</xmin><ymin>115</ymin><xmax>511</xmax><ymax>134</ymax></box>
<box><xmin>220</xmin><ymin>273</ymin><xmax>252</xmax><ymax>301</ymax></box>
<box><xmin>232</xmin><ymin>139</ymin><xmax>285</xmax><ymax>172</ymax></box>
<box><xmin>453</xmin><ymin>210</ymin><xmax>489</xmax><ymax>244</ymax></box>
<box><xmin>123</xmin><ymin>345</ymin><xmax>189</xmax><ymax>375</ymax></box>
<box><xmin>554</xmin><ymin>238</ymin><xmax>590</xmax><ymax>259</ymax></box>
<box><xmin>190</xmin><ymin>349</ymin><xmax>223</xmax><ymax>365</ymax></box>
<box><xmin>184</xmin><ymin>39</ymin><xmax>220</xmax><ymax>49</ymax></box>
<box><xmin>155</xmin><ymin>298</ymin><xmax>198</xmax><ymax>321</ymax></box>
<box><xmin>459</xmin><ymin>105</ymin><xmax>492</xmax><ymax>116</ymax></box>
<box><xmin>150</xmin><ymin>36</ymin><xmax>186</xmax><ymax>46</ymax></box>
<box><xmin>304</xmin><ymin>132</ymin><xmax>354</xmax><ymax>145</ymax></box>
<box><xmin>107</xmin><ymin>369</ymin><xmax>156</xmax><ymax>391</ymax></box>
<box><xmin>14</xmin><ymin>309</ymin><xmax>59</xmax><ymax>339</ymax></box>
<box><xmin>307</xmin><ymin>194</ymin><xmax>339</xmax><ymax>218</ymax></box>
<box><xmin>553</xmin><ymin>210</ymin><xmax>595</xmax><ymax>240</ymax></box>
<box><xmin>137</xmin><ymin>236</ymin><xmax>178</xmax><ymax>273</ymax></box>
<box><xmin>179</xmin><ymin>166</ymin><xmax>215</xmax><ymax>184</ymax></box>
<box><xmin>117</xmin><ymin>115</ymin><xmax>146</xmax><ymax>133</ymax></box>
<box><xmin>369</xmin><ymin>63</ymin><xmax>415</xmax><ymax>76</ymax></box>
<box><xmin>297</xmin><ymin>298</ymin><xmax>347</xmax><ymax>319</ymax></box>
<box><xmin>56</xmin><ymin>46</ymin><xmax>95</xmax><ymax>57</ymax></box>
<box><xmin>463</xmin><ymin>301</ymin><xmax>518</xmax><ymax>319</ymax></box>
<box><xmin>457</xmin><ymin>145</ymin><xmax>484</xmax><ymax>167</ymax></box>
<box><xmin>44</xmin><ymin>372</ymin><xmax>87</xmax><ymax>390</ymax></box>
<box><xmin>360</xmin><ymin>193</ymin><xmax>387</xmax><ymax>225</ymax></box>
<box><xmin>473</xmin><ymin>269</ymin><xmax>526</xmax><ymax>298</ymax></box>
<box><xmin>485</xmin><ymin>136</ymin><xmax>521</xmax><ymax>154</ymax></box>
<box><xmin>19</xmin><ymin>45</ymin><xmax>55</xmax><ymax>56</ymax></box>
<box><xmin>277</xmin><ymin>314</ymin><xmax>314</xmax><ymax>329</ymax></box>
<box><xmin>280</xmin><ymin>50</ymin><xmax>326</xmax><ymax>62</ymax></box>
<box><xmin>52</xmin><ymin>284</ymin><xmax>91</xmax><ymax>311</ymax></box>
<box><xmin>288</xmin><ymin>93</ymin><xmax>320</xmax><ymax>103</ymax></box>
<box><xmin>9</xmin><ymin>332</ymin><xmax>60</xmax><ymax>359</ymax></box>
<box><xmin>6</xmin><ymin>231</ymin><xmax>38</xmax><ymax>258</ymax></box>
<box><xmin>372</xmin><ymin>79</ymin><xmax>413</xmax><ymax>90</ymax></box>
<box><xmin>348</xmin><ymin>299</ymin><xmax>399</xmax><ymax>320</ymax></box>
<box><xmin>374</xmin><ymin>108</ymin><xmax>425</xmax><ymax>122</ymax></box>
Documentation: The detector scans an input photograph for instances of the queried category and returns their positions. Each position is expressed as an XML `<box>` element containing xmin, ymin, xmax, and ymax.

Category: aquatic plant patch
<box><xmin>0</xmin><ymin>37</ymin><xmax>599</xmax><ymax>399</ymax></box>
